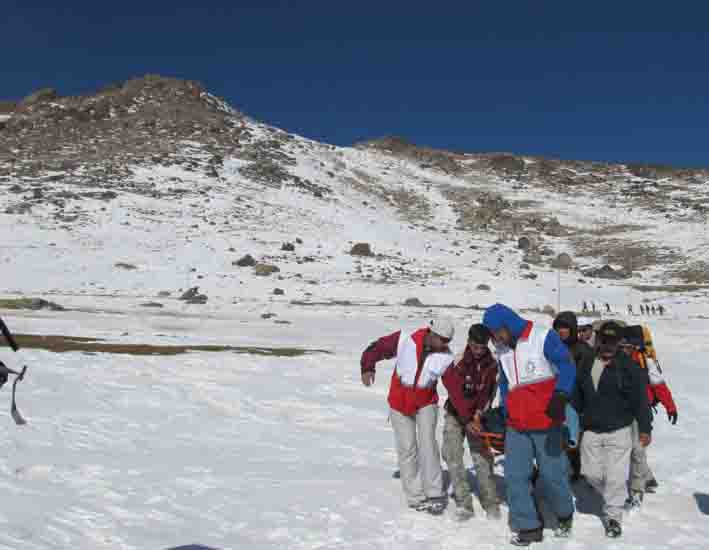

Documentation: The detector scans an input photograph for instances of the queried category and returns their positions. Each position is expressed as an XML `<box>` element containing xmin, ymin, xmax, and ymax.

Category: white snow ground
<box><xmin>0</xmin><ymin>296</ymin><xmax>707</xmax><ymax>549</ymax></box>
<box><xmin>1</xmin><ymin>117</ymin><xmax>708</xmax><ymax>549</ymax></box>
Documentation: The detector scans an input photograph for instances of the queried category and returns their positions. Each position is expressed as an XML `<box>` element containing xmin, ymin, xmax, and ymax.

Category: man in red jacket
<box><xmin>361</xmin><ymin>318</ymin><xmax>455</xmax><ymax>515</ymax></box>
<box><xmin>441</xmin><ymin>323</ymin><xmax>500</xmax><ymax>519</ymax></box>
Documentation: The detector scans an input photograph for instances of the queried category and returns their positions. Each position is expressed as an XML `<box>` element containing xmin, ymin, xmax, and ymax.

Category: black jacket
<box><xmin>569</xmin><ymin>340</ymin><xmax>595</xmax><ymax>372</ymax></box>
<box><xmin>571</xmin><ymin>351</ymin><xmax>653</xmax><ymax>434</ymax></box>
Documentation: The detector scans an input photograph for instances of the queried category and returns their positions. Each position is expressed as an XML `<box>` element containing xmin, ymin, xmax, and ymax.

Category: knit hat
<box><xmin>429</xmin><ymin>317</ymin><xmax>455</xmax><ymax>341</ymax></box>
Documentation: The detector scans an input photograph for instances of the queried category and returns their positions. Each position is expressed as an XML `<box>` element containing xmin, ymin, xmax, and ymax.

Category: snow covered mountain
<box><xmin>0</xmin><ymin>76</ymin><xmax>708</xmax><ymax>549</ymax></box>
<box><xmin>2</xmin><ymin>74</ymin><xmax>709</xmax><ymax>311</ymax></box>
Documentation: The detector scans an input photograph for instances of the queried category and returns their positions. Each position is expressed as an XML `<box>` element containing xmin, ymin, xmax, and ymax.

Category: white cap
<box><xmin>430</xmin><ymin>317</ymin><xmax>455</xmax><ymax>341</ymax></box>
<box><xmin>577</xmin><ymin>317</ymin><xmax>594</xmax><ymax>328</ymax></box>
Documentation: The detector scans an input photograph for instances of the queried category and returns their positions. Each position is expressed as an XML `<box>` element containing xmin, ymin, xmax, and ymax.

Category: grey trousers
<box><xmin>390</xmin><ymin>405</ymin><xmax>444</xmax><ymax>505</ymax></box>
<box><xmin>630</xmin><ymin>420</ymin><xmax>654</xmax><ymax>492</ymax></box>
<box><xmin>441</xmin><ymin>411</ymin><xmax>499</xmax><ymax>511</ymax></box>
<box><xmin>581</xmin><ymin>426</ymin><xmax>632</xmax><ymax>523</ymax></box>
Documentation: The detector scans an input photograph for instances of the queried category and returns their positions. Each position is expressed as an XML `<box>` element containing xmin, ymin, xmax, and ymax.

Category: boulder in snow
<box><xmin>254</xmin><ymin>263</ymin><xmax>280</xmax><ymax>277</ymax></box>
<box><xmin>234</xmin><ymin>254</ymin><xmax>257</xmax><ymax>267</ymax></box>
<box><xmin>350</xmin><ymin>243</ymin><xmax>373</xmax><ymax>257</ymax></box>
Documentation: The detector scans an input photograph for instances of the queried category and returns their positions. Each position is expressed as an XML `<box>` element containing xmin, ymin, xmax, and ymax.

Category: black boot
<box><xmin>645</xmin><ymin>478</ymin><xmax>658</xmax><ymax>493</ymax></box>
<box><xmin>605</xmin><ymin>519</ymin><xmax>622</xmax><ymax>538</ymax></box>
<box><xmin>510</xmin><ymin>527</ymin><xmax>543</xmax><ymax>546</ymax></box>
<box><xmin>554</xmin><ymin>514</ymin><xmax>573</xmax><ymax>538</ymax></box>
<box><xmin>425</xmin><ymin>497</ymin><xmax>447</xmax><ymax>516</ymax></box>
<box><xmin>625</xmin><ymin>490</ymin><xmax>643</xmax><ymax>511</ymax></box>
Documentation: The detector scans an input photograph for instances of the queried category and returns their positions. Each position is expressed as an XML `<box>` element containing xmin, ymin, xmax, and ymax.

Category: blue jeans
<box><xmin>505</xmin><ymin>427</ymin><xmax>575</xmax><ymax>531</ymax></box>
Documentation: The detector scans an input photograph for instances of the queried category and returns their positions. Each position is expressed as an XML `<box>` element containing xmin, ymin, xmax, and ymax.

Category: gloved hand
<box><xmin>545</xmin><ymin>391</ymin><xmax>568</xmax><ymax>422</ymax></box>
<box><xmin>667</xmin><ymin>409</ymin><xmax>678</xmax><ymax>425</ymax></box>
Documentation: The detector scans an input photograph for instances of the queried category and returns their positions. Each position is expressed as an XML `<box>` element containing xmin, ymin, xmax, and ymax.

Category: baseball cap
<box><xmin>598</xmin><ymin>321</ymin><xmax>623</xmax><ymax>344</ymax></box>
<box><xmin>430</xmin><ymin>317</ymin><xmax>455</xmax><ymax>341</ymax></box>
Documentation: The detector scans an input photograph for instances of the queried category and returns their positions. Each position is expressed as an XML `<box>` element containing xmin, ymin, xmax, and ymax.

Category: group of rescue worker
<box><xmin>360</xmin><ymin>304</ymin><xmax>678</xmax><ymax>546</ymax></box>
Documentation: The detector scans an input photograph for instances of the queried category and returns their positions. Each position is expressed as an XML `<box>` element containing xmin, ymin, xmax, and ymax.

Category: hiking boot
<box><xmin>605</xmin><ymin>519</ymin><xmax>622</xmax><ymax>538</ymax></box>
<box><xmin>645</xmin><ymin>478</ymin><xmax>659</xmax><ymax>493</ymax></box>
<box><xmin>425</xmin><ymin>497</ymin><xmax>447</xmax><ymax>516</ymax></box>
<box><xmin>408</xmin><ymin>501</ymin><xmax>428</xmax><ymax>512</ymax></box>
<box><xmin>554</xmin><ymin>514</ymin><xmax>573</xmax><ymax>538</ymax></box>
<box><xmin>510</xmin><ymin>527</ymin><xmax>543</xmax><ymax>546</ymax></box>
<box><xmin>625</xmin><ymin>491</ymin><xmax>643</xmax><ymax>511</ymax></box>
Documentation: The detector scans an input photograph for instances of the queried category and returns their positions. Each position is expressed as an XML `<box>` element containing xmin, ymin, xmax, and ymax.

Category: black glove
<box><xmin>546</xmin><ymin>391</ymin><xmax>568</xmax><ymax>422</ymax></box>
<box><xmin>667</xmin><ymin>410</ymin><xmax>678</xmax><ymax>425</ymax></box>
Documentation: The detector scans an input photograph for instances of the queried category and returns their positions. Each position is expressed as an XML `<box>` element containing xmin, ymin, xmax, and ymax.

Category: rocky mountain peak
<box><xmin>0</xmin><ymin>75</ymin><xmax>250</xmax><ymax>198</ymax></box>
<box><xmin>2</xmin><ymin>75</ymin><xmax>709</xmax><ymax>285</ymax></box>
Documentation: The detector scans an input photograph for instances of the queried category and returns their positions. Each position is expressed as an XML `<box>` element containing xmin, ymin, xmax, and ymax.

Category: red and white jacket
<box><xmin>361</xmin><ymin>328</ymin><xmax>454</xmax><ymax>416</ymax></box>
<box><xmin>497</xmin><ymin>323</ymin><xmax>561</xmax><ymax>431</ymax></box>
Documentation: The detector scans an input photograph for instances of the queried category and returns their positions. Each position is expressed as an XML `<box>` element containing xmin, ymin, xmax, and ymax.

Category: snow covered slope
<box><xmin>0</xmin><ymin>305</ymin><xmax>707</xmax><ymax>550</ymax></box>
<box><xmin>0</xmin><ymin>76</ymin><xmax>708</xmax><ymax>549</ymax></box>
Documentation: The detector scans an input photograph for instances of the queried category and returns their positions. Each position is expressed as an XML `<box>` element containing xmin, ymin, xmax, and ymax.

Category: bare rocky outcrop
<box><xmin>0</xmin><ymin>75</ymin><xmax>248</xmax><ymax>200</ymax></box>
<box><xmin>583</xmin><ymin>265</ymin><xmax>631</xmax><ymax>280</ymax></box>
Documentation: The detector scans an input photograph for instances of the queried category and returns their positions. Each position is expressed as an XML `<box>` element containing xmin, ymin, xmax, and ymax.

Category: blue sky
<box><xmin>2</xmin><ymin>1</ymin><xmax>709</xmax><ymax>166</ymax></box>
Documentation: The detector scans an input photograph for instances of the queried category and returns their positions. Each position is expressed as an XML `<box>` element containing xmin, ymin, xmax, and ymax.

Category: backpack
<box><xmin>625</xmin><ymin>324</ymin><xmax>663</xmax><ymax>373</ymax></box>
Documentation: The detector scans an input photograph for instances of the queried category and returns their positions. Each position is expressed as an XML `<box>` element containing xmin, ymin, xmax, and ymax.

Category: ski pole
<box><xmin>0</xmin><ymin>317</ymin><xmax>19</xmax><ymax>352</ymax></box>
<box><xmin>11</xmin><ymin>366</ymin><xmax>27</xmax><ymax>425</ymax></box>
<box><xmin>0</xmin><ymin>359</ymin><xmax>28</xmax><ymax>426</ymax></box>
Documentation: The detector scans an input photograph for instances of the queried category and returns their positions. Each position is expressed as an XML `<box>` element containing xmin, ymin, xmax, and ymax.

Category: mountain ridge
<box><xmin>1</xmin><ymin>75</ymin><xmax>708</xmax><ymax>299</ymax></box>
